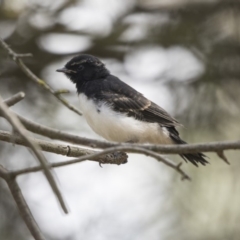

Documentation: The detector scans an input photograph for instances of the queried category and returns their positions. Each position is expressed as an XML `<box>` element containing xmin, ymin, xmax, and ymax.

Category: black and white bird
<box><xmin>57</xmin><ymin>54</ymin><xmax>208</xmax><ymax>167</ymax></box>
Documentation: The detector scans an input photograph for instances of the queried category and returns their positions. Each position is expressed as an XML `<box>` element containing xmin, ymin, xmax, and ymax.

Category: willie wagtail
<box><xmin>57</xmin><ymin>54</ymin><xmax>208</xmax><ymax>166</ymax></box>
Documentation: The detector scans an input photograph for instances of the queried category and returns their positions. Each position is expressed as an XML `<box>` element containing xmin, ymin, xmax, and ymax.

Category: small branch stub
<box><xmin>4</xmin><ymin>92</ymin><xmax>25</xmax><ymax>107</ymax></box>
<box><xmin>217</xmin><ymin>151</ymin><xmax>230</xmax><ymax>165</ymax></box>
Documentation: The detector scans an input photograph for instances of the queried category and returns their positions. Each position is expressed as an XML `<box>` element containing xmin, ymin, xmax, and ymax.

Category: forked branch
<box><xmin>0</xmin><ymin>37</ymin><xmax>81</xmax><ymax>116</ymax></box>
<box><xmin>0</xmin><ymin>94</ymin><xmax>68</xmax><ymax>214</ymax></box>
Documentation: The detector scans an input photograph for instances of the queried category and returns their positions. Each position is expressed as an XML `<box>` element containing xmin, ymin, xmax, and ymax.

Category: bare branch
<box><xmin>7</xmin><ymin>179</ymin><xmax>46</xmax><ymax>240</ymax></box>
<box><xmin>3</xmin><ymin>92</ymin><xmax>25</xmax><ymax>107</ymax></box>
<box><xmin>0</xmin><ymin>95</ymin><xmax>68</xmax><ymax>213</ymax></box>
<box><xmin>217</xmin><ymin>151</ymin><xmax>230</xmax><ymax>165</ymax></box>
<box><xmin>0</xmin><ymin>37</ymin><xmax>82</xmax><ymax>116</ymax></box>
<box><xmin>0</xmin><ymin>130</ymin><xmax>188</xmax><ymax>180</ymax></box>
<box><xmin>12</xmin><ymin>53</ymin><xmax>33</xmax><ymax>58</ymax></box>
<box><xmin>54</xmin><ymin>89</ymin><xmax>70</xmax><ymax>95</ymax></box>
<box><xmin>14</xmin><ymin>112</ymin><xmax>240</xmax><ymax>156</ymax></box>
<box><xmin>0</xmin><ymin>164</ymin><xmax>46</xmax><ymax>240</ymax></box>
<box><xmin>0</xmin><ymin>130</ymin><xmax>128</xmax><ymax>164</ymax></box>
<box><xmin>0</xmin><ymin>164</ymin><xmax>8</xmax><ymax>179</ymax></box>
<box><xmin>8</xmin><ymin>145</ymin><xmax>190</xmax><ymax>180</ymax></box>
<box><xmin>10</xmin><ymin>151</ymin><xmax>127</xmax><ymax>177</ymax></box>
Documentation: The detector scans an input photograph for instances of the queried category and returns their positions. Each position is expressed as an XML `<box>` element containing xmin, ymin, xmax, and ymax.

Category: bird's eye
<box><xmin>78</xmin><ymin>65</ymin><xmax>84</xmax><ymax>71</ymax></box>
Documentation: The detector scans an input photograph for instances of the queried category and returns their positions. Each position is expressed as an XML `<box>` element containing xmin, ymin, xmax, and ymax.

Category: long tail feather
<box><xmin>166</xmin><ymin>127</ymin><xmax>209</xmax><ymax>167</ymax></box>
<box><xmin>175</xmin><ymin>139</ymin><xmax>208</xmax><ymax>167</ymax></box>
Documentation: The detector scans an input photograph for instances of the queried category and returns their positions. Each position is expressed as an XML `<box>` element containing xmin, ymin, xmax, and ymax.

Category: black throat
<box><xmin>73</xmin><ymin>67</ymin><xmax>110</xmax><ymax>94</ymax></box>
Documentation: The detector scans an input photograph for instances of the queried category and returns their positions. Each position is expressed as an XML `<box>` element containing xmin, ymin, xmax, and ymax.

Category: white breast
<box><xmin>79</xmin><ymin>93</ymin><xmax>172</xmax><ymax>144</ymax></box>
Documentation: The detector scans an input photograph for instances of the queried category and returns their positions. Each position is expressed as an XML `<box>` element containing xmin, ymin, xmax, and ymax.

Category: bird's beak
<box><xmin>56</xmin><ymin>67</ymin><xmax>68</xmax><ymax>73</ymax></box>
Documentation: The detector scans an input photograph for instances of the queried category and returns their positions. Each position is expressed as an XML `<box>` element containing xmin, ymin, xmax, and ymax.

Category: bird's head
<box><xmin>56</xmin><ymin>54</ymin><xmax>110</xmax><ymax>85</ymax></box>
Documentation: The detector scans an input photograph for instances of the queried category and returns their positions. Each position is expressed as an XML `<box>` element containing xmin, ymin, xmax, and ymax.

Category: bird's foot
<box><xmin>98</xmin><ymin>151</ymin><xmax>128</xmax><ymax>167</ymax></box>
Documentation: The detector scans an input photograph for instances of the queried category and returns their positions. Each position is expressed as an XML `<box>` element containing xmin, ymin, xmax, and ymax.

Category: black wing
<box><xmin>98</xmin><ymin>75</ymin><xmax>181</xmax><ymax>127</ymax></box>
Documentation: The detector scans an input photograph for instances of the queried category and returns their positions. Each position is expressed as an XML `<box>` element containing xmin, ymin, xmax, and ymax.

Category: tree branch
<box><xmin>4</xmin><ymin>92</ymin><xmax>25</xmax><ymax>107</ymax></box>
<box><xmin>0</xmin><ymin>95</ymin><xmax>68</xmax><ymax>214</ymax></box>
<box><xmin>0</xmin><ymin>165</ymin><xmax>46</xmax><ymax>240</ymax></box>
<box><xmin>14</xmin><ymin>112</ymin><xmax>240</xmax><ymax>156</ymax></box>
<box><xmin>8</xmin><ymin>145</ymin><xmax>190</xmax><ymax>180</ymax></box>
<box><xmin>0</xmin><ymin>164</ymin><xmax>8</xmax><ymax>179</ymax></box>
<box><xmin>0</xmin><ymin>37</ymin><xmax>82</xmax><ymax>116</ymax></box>
<box><xmin>0</xmin><ymin>130</ymin><xmax>128</xmax><ymax>164</ymax></box>
<box><xmin>0</xmin><ymin>130</ymin><xmax>188</xmax><ymax>180</ymax></box>
<box><xmin>7</xmin><ymin>177</ymin><xmax>46</xmax><ymax>240</ymax></box>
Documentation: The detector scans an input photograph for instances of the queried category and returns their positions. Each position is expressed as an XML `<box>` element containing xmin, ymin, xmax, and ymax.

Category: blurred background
<box><xmin>0</xmin><ymin>0</ymin><xmax>240</xmax><ymax>239</ymax></box>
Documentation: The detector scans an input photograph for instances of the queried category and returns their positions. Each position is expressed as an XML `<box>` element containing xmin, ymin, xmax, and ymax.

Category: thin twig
<box><xmin>9</xmin><ymin>146</ymin><xmax>190</xmax><ymax>180</ymax></box>
<box><xmin>7</xmin><ymin>180</ymin><xmax>46</xmax><ymax>240</ymax></box>
<box><xmin>0</xmin><ymin>165</ymin><xmax>45</xmax><ymax>240</ymax></box>
<box><xmin>13</xmin><ymin>53</ymin><xmax>33</xmax><ymax>58</ymax></box>
<box><xmin>0</xmin><ymin>95</ymin><xmax>68</xmax><ymax>214</ymax></box>
<box><xmin>54</xmin><ymin>89</ymin><xmax>70</xmax><ymax>95</ymax></box>
<box><xmin>0</xmin><ymin>130</ymin><xmax>128</xmax><ymax>163</ymax></box>
<box><xmin>3</xmin><ymin>92</ymin><xmax>25</xmax><ymax>107</ymax></box>
<box><xmin>0</xmin><ymin>37</ymin><xmax>82</xmax><ymax>116</ymax></box>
